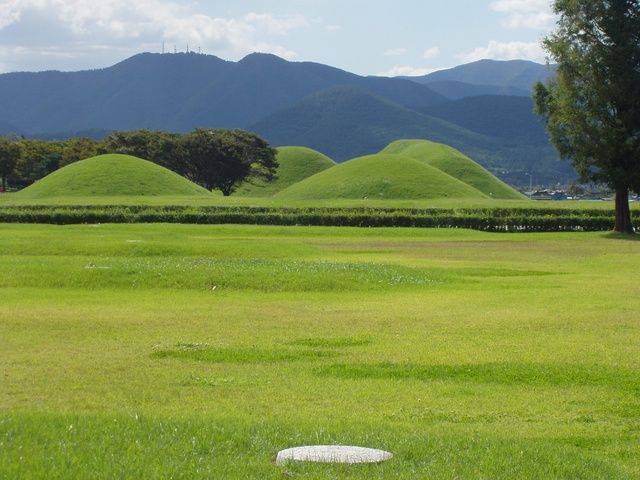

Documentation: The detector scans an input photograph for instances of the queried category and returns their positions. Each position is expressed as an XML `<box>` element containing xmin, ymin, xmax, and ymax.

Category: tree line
<box><xmin>0</xmin><ymin>129</ymin><xmax>277</xmax><ymax>196</ymax></box>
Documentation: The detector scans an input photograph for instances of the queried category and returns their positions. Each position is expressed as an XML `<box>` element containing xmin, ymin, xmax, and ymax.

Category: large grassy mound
<box><xmin>16</xmin><ymin>154</ymin><xmax>211</xmax><ymax>198</ymax></box>
<box><xmin>234</xmin><ymin>146</ymin><xmax>335</xmax><ymax>197</ymax></box>
<box><xmin>275</xmin><ymin>153</ymin><xmax>487</xmax><ymax>200</ymax></box>
<box><xmin>381</xmin><ymin>139</ymin><xmax>525</xmax><ymax>199</ymax></box>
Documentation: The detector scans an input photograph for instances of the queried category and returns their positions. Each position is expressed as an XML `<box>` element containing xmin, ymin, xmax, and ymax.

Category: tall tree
<box><xmin>0</xmin><ymin>137</ymin><xmax>21</xmax><ymax>191</ymax></box>
<box><xmin>181</xmin><ymin>129</ymin><xmax>277</xmax><ymax>195</ymax></box>
<box><xmin>534</xmin><ymin>0</ymin><xmax>640</xmax><ymax>233</ymax></box>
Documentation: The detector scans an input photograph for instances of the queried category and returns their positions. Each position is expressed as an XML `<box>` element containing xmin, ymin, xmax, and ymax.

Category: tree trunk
<box><xmin>1</xmin><ymin>176</ymin><xmax>5</xmax><ymax>191</ymax></box>
<box><xmin>614</xmin><ymin>186</ymin><xmax>634</xmax><ymax>234</ymax></box>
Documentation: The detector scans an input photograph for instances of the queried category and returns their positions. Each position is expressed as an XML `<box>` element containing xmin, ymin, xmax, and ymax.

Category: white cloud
<box><xmin>0</xmin><ymin>0</ymin><xmax>309</xmax><ymax>71</ymax></box>
<box><xmin>377</xmin><ymin>65</ymin><xmax>434</xmax><ymax>77</ymax></box>
<box><xmin>243</xmin><ymin>12</ymin><xmax>308</xmax><ymax>36</ymax></box>
<box><xmin>457</xmin><ymin>40</ymin><xmax>546</xmax><ymax>63</ymax></box>
<box><xmin>383</xmin><ymin>48</ymin><xmax>407</xmax><ymax>57</ymax></box>
<box><xmin>422</xmin><ymin>47</ymin><xmax>440</xmax><ymax>59</ymax></box>
<box><xmin>490</xmin><ymin>0</ymin><xmax>555</xmax><ymax>29</ymax></box>
<box><xmin>326</xmin><ymin>24</ymin><xmax>341</xmax><ymax>32</ymax></box>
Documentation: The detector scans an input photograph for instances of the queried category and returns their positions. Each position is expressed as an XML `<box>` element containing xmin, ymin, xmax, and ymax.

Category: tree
<box><xmin>14</xmin><ymin>139</ymin><xmax>63</xmax><ymax>187</ymax></box>
<box><xmin>181</xmin><ymin>129</ymin><xmax>277</xmax><ymax>195</ymax></box>
<box><xmin>0</xmin><ymin>137</ymin><xmax>21</xmax><ymax>191</ymax></box>
<box><xmin>101</xmin><ymin>130</ymin><xmax>186</xmax><ymax>173</ymax></box>
<box><xmin>534</xmin><ymin>0</ymin><xmax>640</xmax><ymax>233</ymax></box>
<box><xmin>60</xmin><ymin>137</ymin><xmax>101</xmax><ymax>167</ymax></box>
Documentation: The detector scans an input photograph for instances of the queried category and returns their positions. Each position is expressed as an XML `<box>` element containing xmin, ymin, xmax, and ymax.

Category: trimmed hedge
<box><xmin>0</xmin><ymin>205</ymin><xmax>636</xmax><ymax>232</ymax></box>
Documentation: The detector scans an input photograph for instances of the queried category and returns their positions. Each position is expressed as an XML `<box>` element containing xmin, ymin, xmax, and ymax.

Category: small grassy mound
<box><xmin>16</xmin><ymin>154</ymin><xmax>211</xmax><ymax>198</ymax></box>
<box><xmin>234</xmin><ymin>146</ymin><xmax>335</xmax><ymax>197</ymax></box>
<box><xmin>275</xmin><ymin>153</ymin><xmax>487</xmax><ymax>200</ymax></box>
<box><xmin>381</xmin><ymin>139</ymin><xmax>525</xmax><ymax>199</ymax></box>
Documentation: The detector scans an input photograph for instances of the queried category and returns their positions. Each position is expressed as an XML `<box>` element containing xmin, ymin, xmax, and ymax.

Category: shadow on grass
<box><xmin>152</xmin><ymin>344</ymin><xmax>338</xmax><ymax>364</ymax></box>
<box><xmin>285</xmin><ymin>337</ymin><xmax>372</xmax><ymax>348</ymax></box>
<box><xmin>601</xmin><ymin>232</ymin><xmax>640</xmax><ymax>241</ymax></box>
<box><xmin>316</xmin><ymin>362</ymin><xmax>640</xmax><ymax>392</ymax></box>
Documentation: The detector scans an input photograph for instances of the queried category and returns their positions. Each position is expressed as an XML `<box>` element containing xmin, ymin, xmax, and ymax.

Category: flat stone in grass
<box><xmin>276</xmin><ymin>445</ymin><xmax>392</xmax><ymax>465</ymax></box>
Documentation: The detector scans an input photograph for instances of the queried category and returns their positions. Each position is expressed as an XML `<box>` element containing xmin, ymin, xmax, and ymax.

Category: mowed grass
<box><xmin>381</xmin><ymin>139</ymin><xmax>525</xmax><ymax>200</ymax></box>
<box><xmin>276</xmin><ymin>153</ymin><xmax>488</xmax><ymax>200</ymax></box>
<box><xmin>1</xmin><ymin>224</ymin><xmax>639</xmax><ymax>479</ymax></box>
<box><xmin>1</xmin><ymin>188</ymin><xmax>634</xmax><ymax>212</ymax></box>
<box><xmin>234</xmin><ymin>146</ymin><xmax>336</xmax><ymax>197</ymax></box>
<box><xmin>14</xmin><ymin>154</ymin><xmax>212</xmax><ymax>198</ymax></box>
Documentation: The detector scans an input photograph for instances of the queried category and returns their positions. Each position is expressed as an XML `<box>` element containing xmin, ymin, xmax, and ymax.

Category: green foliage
<box><xmin>180</xmin><ymin>129</ymin><xmax>278</xmax><ymax>196</ymax></box>
<box><xmin>14</xmin><ymin>138</ymin><xmax>63</xmax><ymax>187</ymax></box>
<box><xmin>0</xmin><ymin>137</ymin><xmax>20</xmax><ymax>190</ymax></box>
<box><xmin>234</xmin><ymin>146</ymin><xmax>335</xmax><ymax>197</ymax></box>
<box><xmin>381</xmin><ymin>139</ymin><xmax>525</xmax><ymax>199</ymax></box>
<box><xmin>275</xmin><ymin>153</ymin><xmax>487</xmax><ymax>200</ymax></box>
<box><xmin>0</xmin><ymin>204</ymin><xmax>632</xmax><ymax>232</ymax></box>
<box><xmin>534</xmin><ymin>0</ymin><xmax>640</xmax><ymax>232</ymax></box>
<box><xmin>60</xmin><ymin>137</ymin><xmax>101</xmax><ymax>167</ymax></box>
<box><xmin>14</xmin><ymin>154</ymin><xmax>211</xmax><ymax>198</ymax></box>
<box><xmin>101</xmin><ymin>130</ymin><xmax>183</xmax><ymax>172</ymax></box>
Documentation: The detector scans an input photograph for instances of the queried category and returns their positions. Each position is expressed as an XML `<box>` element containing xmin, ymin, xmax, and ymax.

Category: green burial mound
<box><xmin>235</xmin><ymin>146</ymin><xmax>335</xmax><ymax>197</ymax></box>
<box><xmin>275</xmin><ymin>153</ymin><xmax>488</xmax><ymax>200</ymax></box>
<box><xmin>381</xmin><ymin>139</ymin><xmax>525</xmax><ymax>200</ymax></box>
<box><xmin>16</xmin><ymin>154</ymin><xmax>211</xmax><ymax>198</ymax></box>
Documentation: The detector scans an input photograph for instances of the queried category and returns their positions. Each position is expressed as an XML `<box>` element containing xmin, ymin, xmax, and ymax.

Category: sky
<box><xmin>0</xmin><ymin>0</ymin><xmax>557</xmax><ymax>75</ymax></box>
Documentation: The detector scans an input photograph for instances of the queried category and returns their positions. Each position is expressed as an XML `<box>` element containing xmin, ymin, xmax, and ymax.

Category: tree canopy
<box><xmin>0</xmin><ymin>137</ymin><xmax>21</xmax><ymax>191</ymax></box>
<box><xmin>180</xmin><ymin>129</ymin><xmax>277</xmax><ymax>195</ymax></box>
<box><xmin>102</xmin><ymin>128</ymin><xmax>278</xmax><ymax>196</ymax></box>
<box><xmin>534</xmin><ymin>0</ymin><xmax>640</xmax><ymax>233</ymax></box>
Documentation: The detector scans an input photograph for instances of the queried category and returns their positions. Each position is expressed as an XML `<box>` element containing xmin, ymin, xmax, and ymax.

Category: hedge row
<box><xmin>1</xmin><ymin>205</ymin><xmax>636</xmax><ymax>232</ymax></box>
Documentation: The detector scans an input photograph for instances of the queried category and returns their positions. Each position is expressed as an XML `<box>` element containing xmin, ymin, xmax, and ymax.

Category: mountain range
<box><xmin>0</xmin><ymin>52</ymin><xmax>572</xmax><ymax>185</ymax></box>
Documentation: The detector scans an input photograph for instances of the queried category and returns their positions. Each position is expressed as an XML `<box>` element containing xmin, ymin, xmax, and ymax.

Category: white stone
<box><xmin>276</xmin><ymin>445</ymin><xmax>393</xmax><ymax>465</ymax></box>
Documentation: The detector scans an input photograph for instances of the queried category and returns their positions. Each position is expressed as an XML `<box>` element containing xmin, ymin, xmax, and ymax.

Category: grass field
<box><xmin>1</xmin><ymin>223</ymin><xmax>639</xmax><ymax>479</ymax></box>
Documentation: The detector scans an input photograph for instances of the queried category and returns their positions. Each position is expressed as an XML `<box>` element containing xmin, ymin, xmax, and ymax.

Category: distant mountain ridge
<box><xmin>0</xmin><ymin>52</ymin><xmax>445</xmax><ymax>134</ymax></box>
<box><xmin>401</xmin><ymin>59</ymin><xmax>556</xmax><ymax>100</ymax></box>
<box><xmin>0</xmin><ymin>52</ymin><xmax>572</xmax><ymax>185</ymax></box>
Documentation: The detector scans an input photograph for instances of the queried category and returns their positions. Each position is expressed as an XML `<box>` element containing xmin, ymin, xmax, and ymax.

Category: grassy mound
<box><xmin>234</xmin><ymin>146</ymin><xmax>335</xmax><ymax>197</ymax></box>
<box><xmin>275</xmin><ymin>153</ymin><xmax>487</xmax><ymax>200</ymax></box>
<box><xmin>16</xmin><ymin>154</ymin><xmax>211</xmax><ymax>198</ymax></box>
<box><xmin>381</xmin><ymin>139</ymin><xmax>525</xmax><ymax>199</ymax></box>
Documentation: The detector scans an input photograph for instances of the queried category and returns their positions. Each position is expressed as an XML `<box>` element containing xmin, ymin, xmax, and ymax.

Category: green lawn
<box><xmin>1</xmin><ymin>224</ymin><xmax>639</xmax><ymax>479</ymax></box>
<box><xmin>0</xmin><ymin>190</ymin><xmax>632</xmax><ymax>211</ymax></box>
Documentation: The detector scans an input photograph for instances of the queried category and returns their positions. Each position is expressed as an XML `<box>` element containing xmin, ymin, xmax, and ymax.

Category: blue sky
<box><xmin>0</xmin><ymin>0</ymin><xmax>555</xmax><ymax>75</ymax></box>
